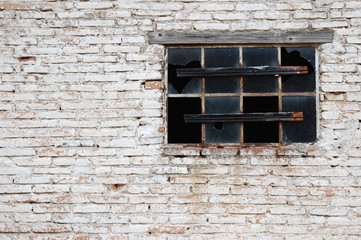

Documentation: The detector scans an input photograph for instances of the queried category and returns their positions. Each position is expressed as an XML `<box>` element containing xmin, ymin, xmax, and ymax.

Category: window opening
<box><xmin>167</xmin><ymin>46</ymin><xmax>316</xmax><ymax>145</ymax></box>
<box><xmin>168</xmin><ymin>97</ymin><xmax>201</xmax><ymax>144</ymax></box>
<box><xmin>205</xmin><ymin>96</ymin><xmax>240</xmax><ymax>143</ymax></box>
<box><xmin>281</xmin><ymin>47</ymin><xmax>315</xmax><ymax>93</ymax></box>
<box><xmin>243</xmin><ymin>96</ymin><xmax>279</xmax><ymax>143</ymax></box>
<box><xmin>282</xmin><ymin>96</ymin><xmax>316</xmax><ymax>143</ymax></box>
<box><xmin>168</xmin><ymin>48</ymin><xmax>201</xmax><ymax>94</ymax></box>
<box><xmin>205</xmin><ymin>48</ymin><xmax>240</xmax><ymax>93</ymax></box>
<box><xmin>243</xmin><ymin>47</ymin><xmax>278</xmax><ymax>93</ymax></box>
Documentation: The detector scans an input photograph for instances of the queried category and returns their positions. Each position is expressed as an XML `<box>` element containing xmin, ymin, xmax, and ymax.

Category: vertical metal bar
<box><xmin>278</xmin><ymin>47</ymin><xmax>283</xmax><ymax>144</ymax></box>
<box><xmin>239</xmin><ymin>47</ymin><xmax>244</xmax><ymax>146</ymax></box>
<box><xmin>165</xmin><ymin>48</ymin><xmax>169</xmax><ymax>144</ymax></box>
<box><xmin>201</xmin><ymin>47</ymin><xmax>206</xmax><ymax>144</ymax></box>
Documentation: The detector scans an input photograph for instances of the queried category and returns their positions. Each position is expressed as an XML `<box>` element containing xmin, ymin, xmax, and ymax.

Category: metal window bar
<box><xmin>177</xmin><ymin>66</ymin><xmax>308</xmax><ymax>77</ymax></box>
<box><xmin>184</xmin><ymin>112</ymin><xmax>303</xmax><ymax>123</ymax></box>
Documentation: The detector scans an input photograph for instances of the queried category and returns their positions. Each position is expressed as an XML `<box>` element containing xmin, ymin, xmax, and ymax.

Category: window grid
<box><xmin>166</xmin><ymin>46</ymin><xmax>316</xmax><ymax>146</ymax></box>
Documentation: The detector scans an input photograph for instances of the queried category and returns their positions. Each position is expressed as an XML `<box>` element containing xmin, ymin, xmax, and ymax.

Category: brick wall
<box><xmin>0</xmin><ymin>0</ymin><xmax>361</xmax><ymax>239</ymax></box>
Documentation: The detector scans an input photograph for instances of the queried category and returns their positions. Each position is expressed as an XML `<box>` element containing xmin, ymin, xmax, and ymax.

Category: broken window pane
<box><xmin>282</xmin><ymin>96</ymin><xmax>316</xmax><ymax>142</ymax></box>
<box><xmin>205</xmin><ymin>48</ymin><xmax>240</xmax><ymax>93</ymax></box>
<box><xmin>205</xmin><ymin>96</ymin><xmax>240</xmax><ymax>114</ymax></box>
<box><xmin>168</xmin><ymin>97</ymin><xmax>202</xmax><ymax>143</ymax></box>
<box><xmin>243</xmin><ymin>47</ymin><xmax>278</xmax><ymax>93</ymax></box>
<box><xmin>168</xmin><ymin>48</ymin><xmax>202</xmax><ymax>94</ymax></box>
<box><xmin>243</xmin><ymin>97</ymin><xmax>279</xmax><ymax>143</ymax></box>
<box><xmin>281</xmin><ymin>47</ymin><xmax>315</xmax><ymax>93</ymax></box>
<box><xmin>205</xmin><ymin>97</ymin><xmax>240</xmax><ymax>143</ymax></box>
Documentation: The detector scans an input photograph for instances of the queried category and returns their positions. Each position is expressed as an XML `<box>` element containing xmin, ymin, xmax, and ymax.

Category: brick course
<box><xmin>0</xmin><ymin>0</ymin><xmax>361</xmax><ymax>239</ymax></box>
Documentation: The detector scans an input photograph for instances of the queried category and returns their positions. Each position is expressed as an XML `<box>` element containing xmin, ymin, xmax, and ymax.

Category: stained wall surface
<box><xmin>0</xmin><ymin>0</ymin><xmax>361</xmax><ymax>239</ymax></box>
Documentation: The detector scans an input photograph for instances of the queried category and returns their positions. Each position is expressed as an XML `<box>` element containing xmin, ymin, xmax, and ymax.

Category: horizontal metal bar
<box><xmin>184</xmin><ymin>112</ymin><xmax>303</xmax><ymax>123</ymax></box>
<box><xmin>167</xmin><ymin>92</ymin><xmax>316</xmax><ymax>98</ymax></box>
<box><xmin>149</xmin><ymin>31</ymin><xmax>334</xmax><ymax>45</ymax></box>
<box><xmin>177</xmin><ymin>66</ymin><xmax>308</xmax><ymax>77</ymax></box>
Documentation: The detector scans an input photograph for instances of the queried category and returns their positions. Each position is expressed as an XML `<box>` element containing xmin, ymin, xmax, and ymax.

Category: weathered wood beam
<box><xmin>184</xmin><ymin>112</ymin><xmax>303</xmax><ymax>123</ymax></box>
<box><xmin>177</xmin><ymin>66</ymin><xmax>308</xmax><ymax>77</ymax></box>
<box><xmin>149</xmin><ymin>31</ymin><xmax>333</xmax><ymax>45</ymax></box>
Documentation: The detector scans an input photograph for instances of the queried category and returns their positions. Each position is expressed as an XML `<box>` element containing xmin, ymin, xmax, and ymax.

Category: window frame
<box><xmin>165</xmin><ymin>44</ymin><xmax>319</xmax><ymax>147</ymax></box>
<box><xmin>148</xmin><ymin>30</ymin><xmax>333</xmax><ymax>147</ymax></box>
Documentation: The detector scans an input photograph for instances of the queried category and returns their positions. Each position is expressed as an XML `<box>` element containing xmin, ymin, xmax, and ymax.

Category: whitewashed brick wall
<box><xmin>0</xmin><ymin>0</ymin><xmax>361</xmax><ymax>239</ymax></box>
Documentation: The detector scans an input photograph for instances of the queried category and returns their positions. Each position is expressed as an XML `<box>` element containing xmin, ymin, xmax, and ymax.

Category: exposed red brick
<box><xmin>18</xmin><ymin>57</ymin><xmax>36</xmax><ymax>62</ymax></box>
<box><xmin>324</xmin><ymin>189</ymin><xmax>336</xmax><ymax>197</ymax></box>
<box><xmin>73</xmin><ymin>236</ymin><xmax>90</xmax><ymax>240</ymax></box>
<box><xmin>157</xmin><ymin>126</ymin><xmax>165</xmax><ymax>132</ymax></box>
<box><xmin>0</xmin><ymin>3</ymin><xmax>31</xmax><ymax>10</ymax></box>
<box><xmin>145</xmin><ymin>81</ymin><xmax>165</xmax><ymax>89</ymax></box>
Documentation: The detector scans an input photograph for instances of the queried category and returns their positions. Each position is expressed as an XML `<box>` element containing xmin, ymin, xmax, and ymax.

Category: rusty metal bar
<box><xmin>201</xmin><ymin>47</ymin><xmax>206</xmax><ymax>144</ymax></box>
<box><xmin>177</xmin><ymin>66</ymin><xmax>308</xmax><ymax>77</ymax></box>
<box><xmin>184</xmin><ymin>112</ymin><xmax>303</xmax><ymax>123</ymax></box>
<box><xmin>167</xmin><ymin>92</ymin><xmax>316</xmax><ymax>98</ymax></box>
<box><xmin>278</xmin><ymin>47</ymin><xmax>283</xmax><ymax>145</ymax></box>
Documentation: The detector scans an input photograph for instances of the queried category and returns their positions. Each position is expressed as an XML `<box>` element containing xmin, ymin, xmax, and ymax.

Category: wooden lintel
<box><xmin>149</xmin><ymin>31</ymin><xmax>333</xmax><ymax>45</ymax></box>
<box><xmin>177</xmin><ymin>66</ymin><xmax>308</xmax><ymax>77</ymax></box>
<box><xmin>184</xmin><ymin>112</ymin><xmax>304</xmax><ymax>123</ymax></box>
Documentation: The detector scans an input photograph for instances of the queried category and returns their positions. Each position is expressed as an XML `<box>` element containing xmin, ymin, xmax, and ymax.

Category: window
<box><xmin>148</xmin><ymin>31</ymin><xmax>333</xmax><ymax>146</ymax></box>
<box><xmin>166</xmin><ymin>46</ymin><xmax>316</xmax><ymax>145</ymax></box>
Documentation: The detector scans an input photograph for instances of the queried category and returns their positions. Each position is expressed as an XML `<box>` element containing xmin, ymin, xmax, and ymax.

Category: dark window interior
<box><xmin>243</xmin><ymin>47</ymin><xmax>278</xmax><ymax>93</ymax></box>
<box><xmin>281</xmin><ymin>47</ymin><xmax>315</xmax><ymax>93</ymax></box>
<box><xmin>205</xmin><ymin>97</ymin><xmax>240</xmax><ymax>143</ymax></box>
<box><xmin>168</xmin><ymin>48</ymin><xmax>201</xmax><ymax>94</ymax></box>
<box><xmin>282</xmin><ymin>96</ymin><xmax>316</xmax><ymax>142</ymax></box>
<box><xmin>205</xmin><ymin>48</ymin><xmax>240</xmax><ymax>93</ymax></box>
<box><xmin>167</xmin><ymin>46</ymin><xmax>316</xmax><ymax>145</ymax></box>
<box><xmin>243</xmin><ymin>97</ymin><xmax>279</xmax><ymax>143</ymax></box>
<box><xmin>168</xmin><ymin>97</ymin><xmax>201</xmax><ymax>143</ymax></box>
